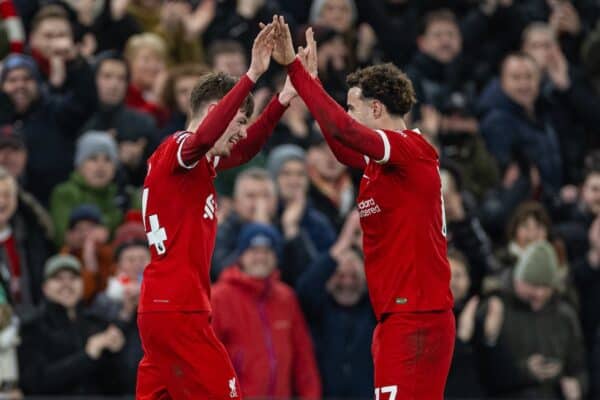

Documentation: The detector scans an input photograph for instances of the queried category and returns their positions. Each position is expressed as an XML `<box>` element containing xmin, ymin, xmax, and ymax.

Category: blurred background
<box><xmin>0</xmin><ymin>0</ymin><xmax>600</xmax><ymax>398</ymax></box>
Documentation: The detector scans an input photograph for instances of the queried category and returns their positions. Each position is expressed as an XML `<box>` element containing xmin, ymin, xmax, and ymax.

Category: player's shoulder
<box><xmin>384</xmin><ymin>128</ymin><xmax>438</xmax><ymax>160</ymax></box>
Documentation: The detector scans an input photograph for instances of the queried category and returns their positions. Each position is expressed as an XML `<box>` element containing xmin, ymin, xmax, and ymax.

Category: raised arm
<box><xmin>179</xmin><ymin>23</ymin><xmax>275</xmax><ymax>167</ymax></box>
<box><xmin>272</xmin><ymin>18</ymin><xmax>386</xmax><ymax>165</ymax></box>
<box><xmin>216</xmin><ymin>74</ymin><xmax>298</xmax><ymax>170</ymax></box>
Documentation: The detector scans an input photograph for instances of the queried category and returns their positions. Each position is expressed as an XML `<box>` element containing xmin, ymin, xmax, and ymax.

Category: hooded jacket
<box><xmin>211</xmin><ymin>266</ymin><xmax>321</xmax><ymax>399</ymax></box>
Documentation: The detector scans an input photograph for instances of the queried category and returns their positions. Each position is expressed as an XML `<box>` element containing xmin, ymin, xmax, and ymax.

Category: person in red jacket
<box><xmin>211</xmin><ymin>223</ymin><xmax>321</xmax><ymax>399</ymax></box>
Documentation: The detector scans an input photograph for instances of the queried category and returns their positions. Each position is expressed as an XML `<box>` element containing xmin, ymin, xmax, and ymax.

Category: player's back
<box><xmin>357</xmin><ymin>129</ymin><xmax>453</xmax><ymax>318</ymax></box>
<box><xmin>139</xmin><ymin>131</ymin><xmax>218</xmax><ymax>313</ymax></box>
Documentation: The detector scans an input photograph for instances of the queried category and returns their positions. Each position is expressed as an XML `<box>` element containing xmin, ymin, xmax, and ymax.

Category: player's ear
<box><xmin>372</xmin><ymin>100</ymin><xmax>384</xmax><ymax>119</ymax></box>
<box><xmin>206</xmin><ymin>103</ymin><xmax>218</xmax><ymax>114</ymax></box>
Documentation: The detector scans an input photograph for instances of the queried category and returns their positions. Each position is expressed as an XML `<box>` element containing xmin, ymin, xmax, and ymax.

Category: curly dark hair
<box><xmin>346</xmin><ymin>63</ymin><xmax>416</xmax><ymax>117</ymax></box>
<box><xmin>506</xmin><ymin>201</ymin><xmax>551</xmax><ymax>241</ymax></box>
<box><xmin>190</xmin><ymin>72</ymin><xmax>254</xmax><ymax>119</ymax></box>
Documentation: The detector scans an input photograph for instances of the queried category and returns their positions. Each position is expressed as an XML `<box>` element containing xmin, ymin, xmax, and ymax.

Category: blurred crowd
<box><xmin>0</xmin><ymin>0</ymin><xmax>599</xmax><ymax>399</ymax></box>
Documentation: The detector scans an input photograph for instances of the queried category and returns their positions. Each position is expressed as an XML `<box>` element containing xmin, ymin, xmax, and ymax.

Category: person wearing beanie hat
<box><xmin>267</xmin><ymin>144</ymin><xmax>335</xmax><ymax>284</ymax></box>
<box><xmin>211</xmin><ymin>222</ymin><xmax>322</xmax><ymax>398</ymax></box>
<box><xmin>50</xmin><ymin>131</ymin><xmax>132</xmax><ymax>247</ymax></box>
<box><xmin>473</xmin><ymin>240</ymin><xmax>587</xmax><ymax>399</ymax></box>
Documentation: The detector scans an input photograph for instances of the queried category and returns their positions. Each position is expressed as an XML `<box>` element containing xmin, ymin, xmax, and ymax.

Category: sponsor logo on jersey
<box><xmin>229</xmin><ymin>377</ymin><xmax>238</xmax><ymax>398</ymax></box>
<box><xmin>358</xmin><ymin>198</ymin><xmax>381</xmax><ymax>218</ymax></box>
<box><xmin>203</xmin><ymin>194</ymin><xmax>216</xmax><ymax>220</ymax></box>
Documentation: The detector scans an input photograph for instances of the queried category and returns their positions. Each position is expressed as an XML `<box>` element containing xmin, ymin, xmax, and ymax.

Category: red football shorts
<box><xmin>136</xmin><ymin>312</ymin><xmax>242</xmax><ymax>400</ymax></box>
<box><xmin>372</xmin><ymin>310</ymin><xmax>455</xmax><ymax>400</ymax></box>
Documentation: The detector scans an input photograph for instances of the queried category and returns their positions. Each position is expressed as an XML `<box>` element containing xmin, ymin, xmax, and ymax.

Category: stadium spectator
<box><xmin>206</xmin><ymin>0</ymin><xmax>294</xmax><ymax>56</ymax></box>
<box><xmin>207</xmin><ymin>40</ymin><xmax>248</xmax><ymax>78</ymax></box>
<box><xmin>306</xmin><ymin>137</ymin><xmax>354</xmax><ymax>231</ymax></box>
<box><xmin>123</xmin><ymin>32</ymin><xmax>169</xmax><ymax>126</ymax></box>
<box><xmin>0</xmin><ymin>52</ymin><xmax>96</xmax><ymax>205</ymax></box>
<box><xmin>0</xmin><ymin>284</ymin><xmax>21</xmax><ymax>399</ymax></box>
<box><xmin>267</xmin><ymin>144</ymin><xmax>336</xmax><ymax>284</ymax></box>
<box><xmin>61</xmin><ymin>204</ymin><xmax>114</xmax><ymax>302</ymax></box>
<box><xmin>572</xmin><ymin>214</ymin><xmax>600</xmax><ymax>359</ymax></box>
<box><xmin>478</xmin><ymin>52</ymin><xmax>564</xmax><ymax>195</ymax></box>
<box><xmin>18</xmin><ymin>254</ymin><xmax>126</xmax><ymax>395</ymax></box>
<box><xmin>50</xmin><ymin>131</ymin><xmax>125</xmax><ymax>246</ymax></box>
<box><xmin>84</xmin><ymin>52</ymin><xmax>158</xmax><ymax>188</ymax></box>
<box><xmin>213</xmin><ymin>167</ymin><xmax>323</xmax><ymax>286</ymax></box>
<box><xmin>265</xmin><ymin>73</ymin><xmax>322</xmax><ymax>153</ymax></box>
<box><xmin>90</xmin><ymin>220</ymin><xmax>148</xmax><ymax>393</ymax></box>
<box><xmin>296</xmin><ymin>212</ymin><xmax>375</xmax><ymax>398</ymax></box>
<box><xmin>441</xmin><ymin>165</ymin><xmax>498</xmax><ymax>294</ymax></box>
<box><xmin>0</xmin><ymin>164</ymin><xmax>52</xmax><ymax>316</ymax></box>
<box><xmin>212</xmin><ymin>223</ymin><xmax>322</xmax><ymax>399</ymax></box>
<box><xmin>421</xmin><ymin>93</ymin><xmax>500</xmax><ymax>201</ymax></box>
<box><xmin>445</xmin><ymin>248</ymin><xmax>484</xmax><ymax>398</ymax></box>
<box><xmin>521</xmin><ymin>22</ymin><xmax>600</xmax><ymax>184</ymax></box>
<box><xmin>475</xmin><ymin>241</ymin><xmax>587</xmax><ymax>398</ymax></box>
<box><xmin>159</xmin><ymin>63</ymin><xmax>209</xmax><ymax>139</ymax></box>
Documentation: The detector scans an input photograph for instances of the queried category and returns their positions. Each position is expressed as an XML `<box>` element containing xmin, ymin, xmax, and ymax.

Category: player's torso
<box><xmin>139</xmin><ymin>134</ymin><xmax>218</xmax><ymax>312</ymax></box>
<box><xmin>357</xmin><ymin>132</ymin><xmax>452</xmax><ymax>316</ymax></box>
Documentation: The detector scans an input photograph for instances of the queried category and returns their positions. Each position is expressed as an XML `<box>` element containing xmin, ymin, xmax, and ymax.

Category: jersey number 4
<box><xmin>142</xmin><ymin>188</ymin><xmax>168</xmax><ymax>255</ymax></box>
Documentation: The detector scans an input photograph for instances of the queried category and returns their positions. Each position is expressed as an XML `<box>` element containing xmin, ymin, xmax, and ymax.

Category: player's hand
<box><xmin>278</xmin><ymin>76</ymin><xmax>298</xmax><ymax>106</ymax></box>
<box><xmin>298</xmin><ymin>27</ymin><xmax>318</xmax><ymax>78</ymax></box>
<box><xmin>483</xmin><ymin>296</ymin><xmax>504</xmax><ymax>344</ymax></box>
<box><xmin>271</xmin><ymin>15</ymin><xmax>296</xmax><ymax>65</ymax></box>
<box><xmin>247</xmin><ymin>22</ymin><xmax>275</xmax><ymax>82</ymax></box>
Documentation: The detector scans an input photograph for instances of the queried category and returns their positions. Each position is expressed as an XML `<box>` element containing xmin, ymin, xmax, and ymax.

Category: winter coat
<box><xmin>18</xmin><ymin>301</ymin><xmax>124</xmax><ymax>395</ymax></box>
<box><xmin>475</xmin><ymin>292</ymin><xmax>587</xmax><ymax>398</ymax></box>
<box><xmin>211</xmin><ymin>266</ymin><xmax>321</xmax><ymax>399</ymax></box>
<box><xmin>9</xmin><ymin>57</ymin><xmax>97</xmax><ymax>205</ymax></box>
<box><xmin>50</xmin><ymin>172</ymin><xmax>124</xmax><ymax>247</ymax></box>
<box><xmin>296</xmin><ymin>253</ymin><xmax>376</xmax><ymax>398</ymax></box>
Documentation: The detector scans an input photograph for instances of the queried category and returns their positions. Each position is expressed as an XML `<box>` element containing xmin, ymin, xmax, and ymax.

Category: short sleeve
<box><xmin>154</xmin><ymin>133</ymin><xmax>201</xmax><ymax>173</ymax></box>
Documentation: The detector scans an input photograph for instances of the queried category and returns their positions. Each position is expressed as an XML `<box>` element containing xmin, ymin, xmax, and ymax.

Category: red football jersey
<box><xmin>139</xmin><ymin>131</ymin><xmax>219</xmax><ymax>312</ymax></box>
<box><xmin>357</xmin><ymin>129</ymin><xmax>453</xmax><ymax>318</ymax></box>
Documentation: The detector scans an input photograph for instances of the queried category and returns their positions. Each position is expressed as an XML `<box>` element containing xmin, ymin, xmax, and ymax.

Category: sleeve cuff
<box><xmin>287</xmin><ymin>57</ymin><xmax>304</xmax><ymax>74</ymax></box>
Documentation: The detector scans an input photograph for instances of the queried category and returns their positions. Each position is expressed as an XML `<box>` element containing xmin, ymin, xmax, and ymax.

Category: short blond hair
<box><xmin>124</xmin><ymin>33</ymin><xmax>167</xmax><ymax>63</ymax></box>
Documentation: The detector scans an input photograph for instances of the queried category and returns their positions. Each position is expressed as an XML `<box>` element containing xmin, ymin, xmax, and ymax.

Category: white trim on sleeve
<box><xmin>177</xmin><ymin>135</ymin><xmax>200</xmax><ymax>170</ymax></box>
<box><xmin>213</xmin><ymin>156</ymin><xmax>221</xmax><ymax>168</ymax></box>
<box><xmin>363</xmin><ymin>155</ymin><xmax>370</xmax><ymax>164</ymax></box>
<box><xmin>374</xmin><ymin>129</ymin><xmax>390</xmax><ymax>164</ymax></box>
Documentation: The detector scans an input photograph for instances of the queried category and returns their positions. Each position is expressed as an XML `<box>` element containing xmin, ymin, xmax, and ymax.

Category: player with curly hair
<box><xmin>270</xmin><ymin>16</ymin><xmax>455</xmax><ymax>400</ymax></box>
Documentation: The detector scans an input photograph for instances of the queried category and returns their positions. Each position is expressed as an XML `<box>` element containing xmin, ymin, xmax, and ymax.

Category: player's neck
<box><xmin>375</xmin><ymin>115</ymin><xmax>407</xmax><ymax>132</ymax></box>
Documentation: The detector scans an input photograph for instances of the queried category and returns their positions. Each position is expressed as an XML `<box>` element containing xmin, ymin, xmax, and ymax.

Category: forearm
<box><xmin>217</xmin><ymin>95</ymin><xmax>287</xmax><ymax>170</ymax></box>
<box><xmin>181</xmin><ymin>75</ymin><xmax>254</xmax><ymax>165</ymax></box>
<box><xmin>287</xmin><ymin>59</ymin><xmax>374</xmax><ymax>168</ymax></box>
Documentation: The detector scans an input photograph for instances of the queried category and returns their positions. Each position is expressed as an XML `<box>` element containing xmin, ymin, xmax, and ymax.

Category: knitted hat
<box><xmin>236</xmin><ymin>223</ymin><xmax>282</xmax><ymax>258</ymax></box>
<box><xmin>113</xmin><ymin>221</ymin><xmax>147</xmax><ymax>260</ymax></box>
<box><xmin>266</xmin><ymin>144</ymin><xmax>306</xmax><ymax>178</ymax></box>
<box><xmin>0</xmin><ymin>54</ymin><xmax>40</xmax><ymax>85</ymax></box>
<box><xmin>74</xmin><ymin>131</ymin><xmax>118</xmax><ymax>168</ymax></box>
<box><xmin>513</xmin><ymin>240</ymin><xmax>558</xmax><ymax>287</ymax></box>
<box><xmin>68</xmin><ymin>204</ymin><xmax>103</xmax><ymax>229</ymax></box>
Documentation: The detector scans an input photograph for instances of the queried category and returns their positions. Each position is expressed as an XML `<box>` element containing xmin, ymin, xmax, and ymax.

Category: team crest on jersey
<box><xmin>358</xmin><ymin>198</ymin><xmax>381</xmax><ymax>218</ymax></box>
<box><xmin>228</xmin><ymin>377</ymin><xmax>238</xmax><ymax>398</ymax></box>
<box><xmin>203</xmin><ymin>194</ymin><xmax>216</xmax><ymax>220</ymax></box>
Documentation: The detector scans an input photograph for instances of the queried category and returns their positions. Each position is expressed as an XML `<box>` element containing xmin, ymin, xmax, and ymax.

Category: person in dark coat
<box><xmin>213</xmin><ymin>167</ymin><xmax>324</xmax><ymax>287</ymax></box>
<box><xmin>445</xmin><ymin>248</ymin><xmax>484</xmax><ymax>399</ymax></box>
<box><xmin>0</xmin><ymin>53</ymin><xmax>97</xmax><ymax>205</ymax></box>
<box><xmin>478</xmin><ymin>52</ymin><xmax>564</xmax><ymax>195</ymax></box>
<box><xmin>83</xmin><ymin>52</ymin><xmax>158</xmax><ymax>188</ymax></box>
<box><xmin>18</xmin><ymin>254</ymin><xmax>126</xmax><ymax>395</ymax></box>
<box><xmin>296</xmin><ymin>224</ymin><xmax>375</xmax><ymax>399</ymax></box>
